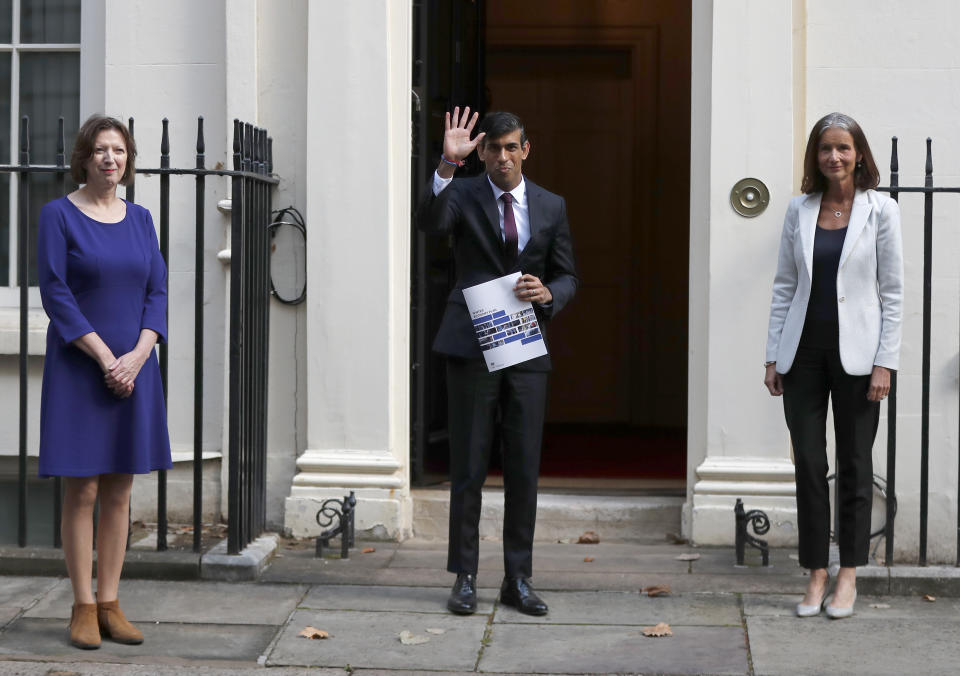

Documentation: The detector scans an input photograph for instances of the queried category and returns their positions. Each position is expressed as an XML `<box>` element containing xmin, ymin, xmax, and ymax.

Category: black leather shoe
<box><xmin>447</xmin><ymin>573</ymin><xmax>477</xmax><ymax>615</ymax></box>
<box><xmin>499</xmin><ymin>577</ymin><xmax>548</xmax><ymax>616</ymax></box>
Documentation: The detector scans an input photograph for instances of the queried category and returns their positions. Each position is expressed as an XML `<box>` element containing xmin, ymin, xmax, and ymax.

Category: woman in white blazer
<box><xmin>764</xmin><ymin>112</ymin><xmax>903</xmax><ymax>619</ymax></box>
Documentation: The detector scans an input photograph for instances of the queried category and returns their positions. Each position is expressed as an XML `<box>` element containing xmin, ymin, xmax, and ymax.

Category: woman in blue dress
<box><xmin>37</xmin><ymin>115</ymin><xmax>171</xmax><ymax>649</ymax></box>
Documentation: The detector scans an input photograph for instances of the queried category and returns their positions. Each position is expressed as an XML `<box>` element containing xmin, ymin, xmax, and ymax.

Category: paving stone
<box><xmin>299</xmin><ymin>584</ymin><xmax>496</xmax><ymax>614</ymax></box>
<box><xmin>689</xmin><ymin>548</ymin><xmax>803</xmax><ymax>575</ymax></box>
<box><xmin>743</xmin><ymin>593</ymin><xmax>960</xmax><ymax>619</ymax></box>
<box><xmin>0</xmin><ymin>575</ymin><xmax>62</xmax><ymax>608</ymax></box>
<box><xmin>493</xmin><ymin>591</ymin><xmax>741</xmax><ymax>626</ymax></box>
<box><xmin>0</xmin><ymin>606</ymin><xmax>20</xmax><ymax>629</ymax></box>
<box><xmin>24</xmin><ymin>579</ymin><xmax>307</xmax><ymax>626</ymax></box>
<box><xmin>0</xmin><ymin>659</ymin><xmax>343</xmax><ymax>675</ymax></box>
<box><xmin>747</xmin><ymin>616</ymin><xmax>960</xmax><ymax>676</ymax></box>
<box><xmin>267</xmin><ymin>608</ymin><xmax>487</xmax><ymax>670</ymax></box>
<box><xmin>531</xmin><ymin>570</ymin><xmax>807</xmax><ymax>594</ymax></box>
<box><xmin>263</xmin><ymin>556</ymin><xmax>451</xmax><ymax>587</ymax></box>
<box><xmin>478</xmin><ymin>623</ymin><xmax>748</xmax><ymax>675</ymax></box>
<box><xmin>0</xmin><ymin>618</ymin><xmax>276</xmax><ymax>663</ymax></box>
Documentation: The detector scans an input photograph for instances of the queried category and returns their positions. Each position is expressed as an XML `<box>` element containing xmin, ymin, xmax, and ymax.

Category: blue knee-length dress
<box><xmin>37</xmin><ymin>196</ymin><xmax>172</xmax><ymax>478</ymax></box>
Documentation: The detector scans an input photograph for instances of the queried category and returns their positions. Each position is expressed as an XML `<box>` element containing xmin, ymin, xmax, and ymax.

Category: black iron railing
<box><xmin>877</xmin><ymin>136</ymin><xmax>960</xmax><ymax>567</ymax></box>
<box><xmin>8</xmin><ymin>115</ymin><xmax>277</xmax><ymax>556</ymax></box>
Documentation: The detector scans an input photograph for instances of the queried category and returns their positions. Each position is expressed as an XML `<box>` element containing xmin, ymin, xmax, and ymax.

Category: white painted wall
<box><xmin>285</xmin><ymin>0</ymin><xmax>412</xmax><ymax>538</ymax></box>
<box><xmin>688</xmin><ymin>0</ymin><xmax>800</xmax><ymax>545</ymax></box>
<box><xmin>256</xmin><ymin>0</ymin><xmax>309</xmax><ymax>529</ymax></box>
<box><xmin>103</xmin><ymin>0</ymin><xmax>230</xmax><ymax>520</ymax></box>
<box><xmin>803</xmin><ymin>0</ymin><xmax>960</xmax><ymax>564</ymax></box>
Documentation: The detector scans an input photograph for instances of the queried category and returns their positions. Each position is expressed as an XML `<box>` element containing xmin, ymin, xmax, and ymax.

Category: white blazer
<box><xmin>766</xmin><ymin>189</ymin><xmax>903</xmax><ymax>376</ymax></box>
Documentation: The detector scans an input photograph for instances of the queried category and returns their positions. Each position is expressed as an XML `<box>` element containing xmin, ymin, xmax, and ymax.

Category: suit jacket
<box><xmin>416</xmin><ymin>173</ymin><xmax>578</xmax><ymax>371</ymax></box>
<box><xmin>766</xmin><ymin>189</ymin><xmax>903</xmax><ymax>376</ymax></box>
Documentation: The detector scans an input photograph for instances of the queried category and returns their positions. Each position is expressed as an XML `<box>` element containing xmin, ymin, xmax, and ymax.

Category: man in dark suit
<box><xmin>416</xmin><ymin>107</ymin><xmax>578</xmax><ymax>616</ymax></box>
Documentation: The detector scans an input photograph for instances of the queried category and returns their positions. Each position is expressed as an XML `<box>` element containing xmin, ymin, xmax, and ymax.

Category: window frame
<box><xmin>0</xmin><ymin>0</ymin><xmax>82</xmax><ymax>307</ymax></box>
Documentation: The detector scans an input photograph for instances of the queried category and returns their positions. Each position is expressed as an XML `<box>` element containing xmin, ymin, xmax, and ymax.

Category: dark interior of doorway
<box><xmin>411</xmin><ymin>0</ymin><xmax>691</xmax><ymax>486</ymax></box>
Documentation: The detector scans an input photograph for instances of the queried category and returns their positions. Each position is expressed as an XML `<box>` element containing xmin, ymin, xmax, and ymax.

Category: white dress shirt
<box><xmin>432</xmin><ymin>171</ymin><xmax>531</xmax><ymax>252</ymax></box>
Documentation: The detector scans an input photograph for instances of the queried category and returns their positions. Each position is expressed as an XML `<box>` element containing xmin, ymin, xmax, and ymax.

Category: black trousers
<box><xmin>782</xmin><ymin>346</ymin><xmax>879</xmax><ymax>569</ymax></box>
<box><xmin>445</xmin><ymin>357</ymin><xmax>548</xmax><ymax>579</ymax></box>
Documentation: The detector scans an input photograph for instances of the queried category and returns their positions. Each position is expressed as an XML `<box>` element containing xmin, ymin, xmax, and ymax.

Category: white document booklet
<box><xmin>462</xmin><ymin>273</ymin><xmax>548</xmax><ymax>372</ymax></box>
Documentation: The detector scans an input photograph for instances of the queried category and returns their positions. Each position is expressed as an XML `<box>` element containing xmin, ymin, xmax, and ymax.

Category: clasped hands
<box><xmin>102</xmin><ymin>350</ymin><xmax>148</xmax><ymax>399</ymax></box>
<box><xmin>514</xmin><ymin>274</ymin><xmax>551</xmax><ymax>305</ymax></box>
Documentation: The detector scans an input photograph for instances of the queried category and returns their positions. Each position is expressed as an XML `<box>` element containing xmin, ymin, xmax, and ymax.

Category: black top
<box><xmin>800</xmin><ymin>225</ymin><xmax>847</xmax><ymax>349</ymax></box>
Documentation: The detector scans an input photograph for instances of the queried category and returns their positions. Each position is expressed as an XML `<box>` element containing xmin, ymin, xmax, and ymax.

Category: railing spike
<box><xmin>196</xmin><ymin>116</ymin><xmax>205</xmax><ymax>154</ymax></box>
<box><xmin>56</xmin><ymin>117</ymin><xmax>65</xmax><ymax>168</ymax></box>
<box><xmin>20</xmin><ymin>116</ymin><xmax>29</xmax><ymax>160</ymax></box>
<box><xmin>161</xmin><ymin>118</ymin><xmax>170</xmax><ymax>159</ymax></box>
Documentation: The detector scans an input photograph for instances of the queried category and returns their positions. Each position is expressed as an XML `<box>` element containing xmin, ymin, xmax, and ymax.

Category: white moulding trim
<box><xmin>290</xmin><ymin>474</ymin><xmax>404</xmax><ymax>490</ymax></box>
<box><xmin>693</xmin><ymin>480</ymin><xmax>796</xmax><ymax>497</ymax></box>
<box><xmin>295</xmin><ymin>448</ymin><xmax>403</xmax><ymax>475</ymax></box>
<box><xmin>292</xmin><ymin>448</ymin><xmax>404</xmax><ymax>490</ymax></box>
<box><xmin>170</xmin><ymin>450</ymin><xmax>223</xmax><ymax>463</ymax></box>
<box><xmin>0</xmin><ymin>308</ymin><xmax>48</xmax><ymax>355</ymax></box>
<box><xmin>694</xmin><ymin>455</ymin><xmax>796</xmax><ymax>482</ymax></box>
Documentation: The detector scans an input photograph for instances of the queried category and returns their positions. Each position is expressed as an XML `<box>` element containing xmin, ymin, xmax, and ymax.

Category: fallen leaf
<box><xmin>362</xmin><ymin>547</ymin><xmax>376</xmax><ymax>554</ymax></box>
<box><xmin>642</xmin><ymin>622</ymin><xmax>673</xmax><ymax>637</ymax></box>
<box><xmin>578</xmin><ymin>531</ymin><xmax>600</xmax><ymax>544</ymax></box>
<box><xmin>869</xmin><ymin>603</ymin><xmax>891</xmax><ymax>609</ymax></box>
<box><xmin>298</xmin><ymin>626</ymin><xmax>330</xmax><ymax>640</ymax></box>
<box><xmin>923</xmin><ymin>594</ymin><xmax>937</xmax><ymax>602</ymax></box>
<box><xmin>643</xmin><ymin>584</ymin><xmax>672</xmax><ymax>597</ymax></box>
<box><xmin>584</xmin><ymin>556</ymin><xmax>595</xmax><ymax>563</ymax></box>
<box><xmin>425</xmin><ymin>627</ymin><xmax>447</xmax><ymax>635</ymax></box>
<box><xmin>398</xmin><ymin>630</ymin><xmax>431</xmax><ymax>645</ymax></box>
<box><xmin>675</xmin><ymin>553</ymin><xmax>700</xmax><ymax>561</ymax></box>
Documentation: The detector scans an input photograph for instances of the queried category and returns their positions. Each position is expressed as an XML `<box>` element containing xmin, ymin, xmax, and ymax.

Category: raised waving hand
<box><xmin>443</xmin><ymin>106</ymin><xmax>485</xmax><ymax>165</ymax></box>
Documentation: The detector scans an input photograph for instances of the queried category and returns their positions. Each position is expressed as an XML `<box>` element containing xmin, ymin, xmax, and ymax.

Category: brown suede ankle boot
<box><xmin>69</xmin><ymin>603</ymin><xmax>101</xmax><ymax>649</ymax></box>
<box><xmin>96</xmin><ymin>599</ymin><xmax>144</xmax><ymax>644</ymax></box>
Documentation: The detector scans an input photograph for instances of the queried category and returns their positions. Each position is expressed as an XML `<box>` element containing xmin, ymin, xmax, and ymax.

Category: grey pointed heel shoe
<box><xmin>795</xmin><ymin>573</ymin><xmax>831</xmax><ymax>617</ymax></box>
<box><xmin>825</xmin><ymin>590</ymin><xmax>857</xmax><ymax>619</ymax></box>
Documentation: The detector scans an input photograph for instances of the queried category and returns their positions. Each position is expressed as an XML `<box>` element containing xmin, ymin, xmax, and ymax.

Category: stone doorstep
<box><xmin>412</xmin><ymin>488</ymin><xmax>685</xmax><ymax>542</ymax></box>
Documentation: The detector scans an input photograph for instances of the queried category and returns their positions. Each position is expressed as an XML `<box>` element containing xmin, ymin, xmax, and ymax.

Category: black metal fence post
<box><xmin>157</xmin><ymin>118</ymin><xmax>170</xmax><ymax>552</ymax></box>
<box><xmin>17</xmin><ymin>116</ymin><xmax>30</xmax><ymax>548</ymax></box>
<box><xmin>53</xmin><ymin>116</ymin><xmax>65</xmax><ymax>548</ymax></box>
<box><xmin>193</xmin><ymin>116</ymin><xmax>205</xmax><ymax>553</ymax></box>
<box><xmin>227</xmin><ymin>119</ymin><xmax>244</xmax><ymax>555</ymax></box>
<box><xmin>919</xmin><ymin>139</ymin><xmax>933</xmax><ymax>566</ymax></box>
<box><xmin>885</xmin><ymin>137</ymin><xmax>899</xmax><ymax>567</ymax></box>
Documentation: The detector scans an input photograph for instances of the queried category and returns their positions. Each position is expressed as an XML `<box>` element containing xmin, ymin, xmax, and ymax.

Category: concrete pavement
<box><xmin>1</xmin><ymin>539</ymin><xmax>959</xmax><ymax>674</ymax></box>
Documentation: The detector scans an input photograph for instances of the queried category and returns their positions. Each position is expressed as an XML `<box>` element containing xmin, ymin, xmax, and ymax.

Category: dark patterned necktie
<box><xmin>501</xmin><ymin>192</ymin><xmax>518</xmax><ymax>266</ymax></box>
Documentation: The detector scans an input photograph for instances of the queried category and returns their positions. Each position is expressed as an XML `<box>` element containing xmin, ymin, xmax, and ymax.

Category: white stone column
<box><xmin>284</xmin><ymin>0</ymin><xmax>412</xmax><ymax>538</ymax></box>
<box><xmin>686</xmin><ymin>0</ymin><xmax>800</xmax><ymax>545</ymax></box>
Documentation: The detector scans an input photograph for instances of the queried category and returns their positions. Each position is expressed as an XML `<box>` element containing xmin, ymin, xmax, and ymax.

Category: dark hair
<box><xmin>71</xmin><ymin>115</ymin><xmax>137</xmax><ymax>186</ymax></box>
<box><xmin>801</xmin><ymin>112</ymin><xmax>879</xmax><ymax>194</ymax></box>
<box><xmin>478</xmin><ymin>111</ymin><xmax>527</xmax><ymax>146</ymax></box>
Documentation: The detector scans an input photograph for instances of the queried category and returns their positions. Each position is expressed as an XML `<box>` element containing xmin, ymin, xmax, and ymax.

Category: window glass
<box><xmin>21</xmin><ymin>0</ymin><xmax>80</xmax><ymax>44</ymax></box>
<box><xmin>0</xmin><ymin>0</ymin><xmax>12</xmax><ymax>44</ymax></box>
<box><xmin>0</xmin><ymin>52</ymin><xmax>9</xmax><ymax>285</ymax></box>
<box><xmin>20</xmin><ymin>52</ymin><xmax>78</xmax><ymax>284</ymax></box>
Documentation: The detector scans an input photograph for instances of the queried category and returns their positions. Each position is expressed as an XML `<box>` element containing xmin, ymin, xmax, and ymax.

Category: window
<box><xmin>0</xmin><ymin>0</ymin><xmax>80</xmax><ymax>296</ymax></box>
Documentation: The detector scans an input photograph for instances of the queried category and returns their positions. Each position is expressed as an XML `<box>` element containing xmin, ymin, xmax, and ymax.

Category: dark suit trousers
<box><xmin>446</xmin><ymin>357</ymin><xmax>547</xmax><ymax>579</ymax></box>
<box><xmin>782</xmin><ymin>346</ymin><xmax>879</xmax><ymax>569</ymax></box>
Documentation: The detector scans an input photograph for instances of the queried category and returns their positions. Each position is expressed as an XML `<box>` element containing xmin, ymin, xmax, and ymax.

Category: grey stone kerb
<box><xmin>200</xmin><ymin>533</ymin><xmax>279</xmax><ymax>582</ymax></box>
